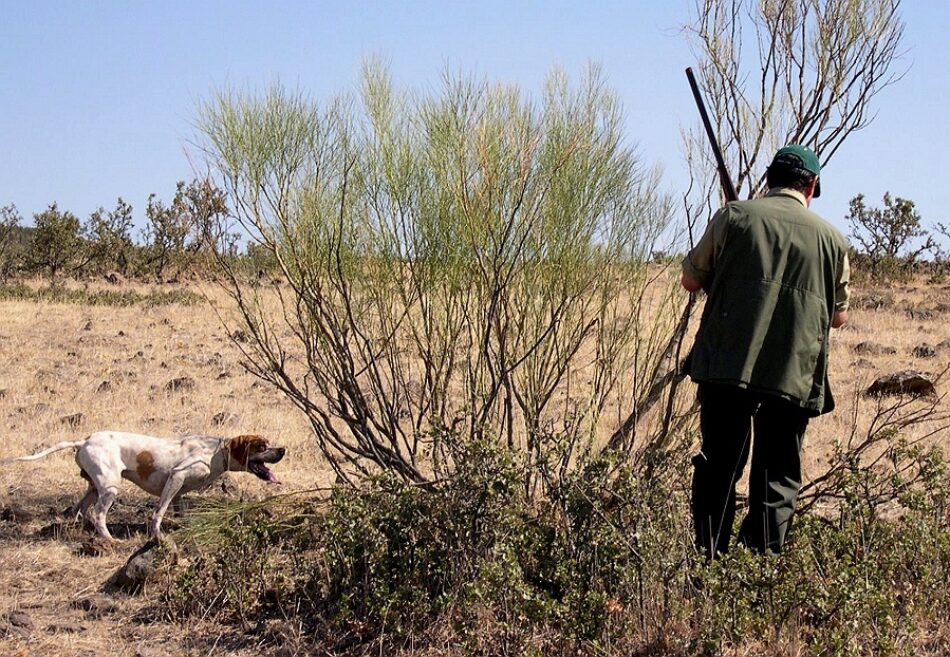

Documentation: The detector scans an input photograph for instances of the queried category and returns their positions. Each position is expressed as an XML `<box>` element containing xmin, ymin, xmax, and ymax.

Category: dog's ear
<box><xmin>225</xmin><ymin>434</ymin><xmax>268</xmax><ymax>465</ymax></box>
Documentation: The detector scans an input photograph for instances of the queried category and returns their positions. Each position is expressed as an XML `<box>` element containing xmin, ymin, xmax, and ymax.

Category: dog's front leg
<box><xmin>151</xmin><ymin>463</ymin><xmax>210</xmax><ymax>539</ymax></box>
<box><xmin>151</xmin><ymin>466</ymin><xmax>199</xmax><ymax>539</ymax></box>
<box><xmin>151</xmin><ymin>473</ymin><xmax>184</xmax><ymax>540</ymax></box>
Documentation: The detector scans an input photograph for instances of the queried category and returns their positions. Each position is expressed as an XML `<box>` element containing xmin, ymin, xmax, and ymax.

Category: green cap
<box><xmin>770</xmin><ymin>144</ymin><xmax>821</xmax><ymax>197</ymax></box>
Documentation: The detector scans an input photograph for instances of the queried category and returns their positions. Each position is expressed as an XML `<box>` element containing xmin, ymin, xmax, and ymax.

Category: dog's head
<box><xmin>224</xmin><ymin>435</ymin><xmax>286</xmax><ymax>484</ymax></box>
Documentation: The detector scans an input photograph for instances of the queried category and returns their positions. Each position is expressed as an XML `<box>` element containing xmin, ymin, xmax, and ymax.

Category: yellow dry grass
<box><xmin>0</xmin><ymin>281</ymin><xmax>334</xmax><ymax>656</ymax></box>
<box><xmin>0</xmin><ymin>276</ymin><xmax>947</xmax><ymax>655</ymax></box>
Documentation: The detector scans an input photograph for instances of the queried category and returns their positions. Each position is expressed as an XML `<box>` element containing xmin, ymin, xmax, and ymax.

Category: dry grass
<box><xmin>0</xmin><ymin>280</ymin><xmax>333</xmax><ymax>656</ymax></box>
<box><xmin>0</xmin><ymin>277</ymin><xmax>947</xmax><ymax>655</ymax></box>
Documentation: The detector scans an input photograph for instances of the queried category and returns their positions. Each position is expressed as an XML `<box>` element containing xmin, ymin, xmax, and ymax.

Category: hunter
<box><xmin>681</xmin><ymin>144</ymin><xmax>850</xmax><ymax>558</ymax></box>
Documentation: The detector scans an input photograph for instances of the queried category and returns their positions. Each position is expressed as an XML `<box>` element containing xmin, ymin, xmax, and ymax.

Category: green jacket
<box><xmin>682</xmin><ymin>188</ymin><xmax>850</xmax><ymax>415</ymax></box>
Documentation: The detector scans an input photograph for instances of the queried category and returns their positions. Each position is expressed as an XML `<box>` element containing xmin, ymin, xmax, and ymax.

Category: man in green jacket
<box><xmin>681</xmin><ymin>145</ymin><xmax>850</xmax><ymax>558</ymax></box>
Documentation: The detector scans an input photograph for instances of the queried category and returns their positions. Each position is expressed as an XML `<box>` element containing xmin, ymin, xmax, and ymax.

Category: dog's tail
<box><xmin>4</xmin><ymin>441</ymin><xmax>85</xmax><ymax>463</ymax></box>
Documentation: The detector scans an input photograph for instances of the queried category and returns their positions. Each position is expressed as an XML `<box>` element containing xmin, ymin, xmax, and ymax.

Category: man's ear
<box><xmin>804</xmin><ymin>177</ymin><xmax>818</xmax><ymax>205</ymax></box>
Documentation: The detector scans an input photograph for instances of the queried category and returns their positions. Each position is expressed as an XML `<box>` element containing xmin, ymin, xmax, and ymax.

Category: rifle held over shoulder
<box><xmin>685</xmin><ymin>67</ymin><xmax>738</xmax><ymax>203</ymax></box>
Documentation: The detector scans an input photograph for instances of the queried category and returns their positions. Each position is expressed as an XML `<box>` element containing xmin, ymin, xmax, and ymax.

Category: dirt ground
<box><xmin>0</xmin><ymin>283</ymin><xmax>332</xmax><ymax>656</ymax></box>
<box><xmin>0</xmin><ymin>278</ymin><xmax>947</xmax><ymax>655</ymax></box>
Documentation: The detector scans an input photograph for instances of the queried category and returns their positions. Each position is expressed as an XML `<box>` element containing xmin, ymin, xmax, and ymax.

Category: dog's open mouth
<box><xmin>248</xmin><ymin>460</ymin><xmax>280</xmax><ymax>484</ymax></box>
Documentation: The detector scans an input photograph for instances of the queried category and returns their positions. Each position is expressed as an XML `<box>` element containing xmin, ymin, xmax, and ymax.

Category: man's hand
<box><xmin>681</xmin><ymin>272</ymin><xmax>703</xmax><ymax>293</ymax></box>
<box><xmin>832</xmin><ymin>310</ymin><xmax>848</xmax><ymax>328</ymax></box>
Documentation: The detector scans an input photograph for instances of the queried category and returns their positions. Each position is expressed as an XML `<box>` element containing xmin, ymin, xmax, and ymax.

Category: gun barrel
<box><xmin>685</xmin><ymin>67</ymin><xmax>738</xmax><ymax>202</ymax></box>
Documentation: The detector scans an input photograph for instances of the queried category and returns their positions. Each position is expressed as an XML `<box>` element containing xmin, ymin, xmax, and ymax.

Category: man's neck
<box><xmin>766</xmin><ymin>187</ymin><xmax>809</xmax><ymax>207</ymax></box>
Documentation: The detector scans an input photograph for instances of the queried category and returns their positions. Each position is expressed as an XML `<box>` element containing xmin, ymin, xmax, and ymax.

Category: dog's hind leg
<box><xmin>88</xmin><ymin>481</ymin><xmax>119</xmax><ymax>541</ymax></box>
<box><xmin>68</xmin><ymin>481</ymin><xmax>98</xmax><ymax>520</ymax></box>
<box><xmin>75</xmin><ymin>444</ymin><xmax>120</xmax><ymax>540</ymax></box>
<box><xmin>65</xmin><ymin>469</ymin><xmax>98</xmax><ymax>520</ymax></box>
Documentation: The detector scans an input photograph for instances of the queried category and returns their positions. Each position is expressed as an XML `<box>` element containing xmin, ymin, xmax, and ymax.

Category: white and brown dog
<box><xmin>7</xmin><ymin>432</ymin><xmax>286</xmax><ymax>540</ymax></box>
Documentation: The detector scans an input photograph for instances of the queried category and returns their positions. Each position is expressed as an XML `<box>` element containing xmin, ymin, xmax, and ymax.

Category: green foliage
<box><xmin>848</xmin><ymin>193</ymin><xmax>936</xmax><ymax>283</ymax></box>
<box><xmin>84</xmin><ymin>197</ymin><xmax>135</xmax><ymax>276</ymax></box>
<box><xmin>0</xmin><ymin>204</ymin><xmax>22</xmax><ymax>281</ymax></box>
<box><xmin>142</xmin><ymin>180</ymin><xmax>230</xmax><ymax>279</ymax></box>
<box><xmin>164</xmin><ymin>498</ymin><xmax>299</xmax><ymax>625</ymax></box>
<box><xmin>696</xmin><ymin>473</ymin><xmax>950</xmax><ymax>657</ymax></box>
<box><xmin>0</xmin><ymin>203</ymin><xmax>22</xmax><ymax>283</ymax></box>
<box><xmin>196</xmin><ymin>64</ymin><xmax>678</xmax><ymax>489</ymax></box>
<box><xmin>314</xmin><ymin>440</ymin><xmax>527</xmax><ymax>642</ymax></box>
<box><xmin>0</xmin><ymin>178</ymin><xmax>236</xmax><ymax>285</ymax></box>
<box><xmin>26</xmin><ymin>203</ymin><xmax>85</xmax><ymax>281</ymax></box>
<box><xmin>160</xmin><ymin>434</ymin><xmax>950</xmax><ymax>656</ymax></box>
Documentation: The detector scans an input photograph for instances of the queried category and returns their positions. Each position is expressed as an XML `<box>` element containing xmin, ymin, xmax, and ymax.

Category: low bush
<box><xmin>161</xmin><ymin>434</ymin><xmax>950</xmax><ymax>656</ymax></box>
<box><xmin>0</xmin><ymin>282</ymin><xmax>203</xmax><ymax>307</ymax></box>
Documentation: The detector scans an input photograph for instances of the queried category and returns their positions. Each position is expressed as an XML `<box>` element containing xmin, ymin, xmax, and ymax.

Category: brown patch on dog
<box><xmin>136</xmin><ymin>451</ymin><xmax>156</xmax><ymax>482</ymax></box>
<box><xmin>225</xmin><ymin>434</ymin><xmax>268</xmax><ymax>467</ymax></box>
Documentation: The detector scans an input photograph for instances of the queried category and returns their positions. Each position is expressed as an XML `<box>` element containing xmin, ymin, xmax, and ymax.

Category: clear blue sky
<box><xmin>2</xmin><ymin>1</ymin><xmax>947</xmax><ymax>244</ymax></box>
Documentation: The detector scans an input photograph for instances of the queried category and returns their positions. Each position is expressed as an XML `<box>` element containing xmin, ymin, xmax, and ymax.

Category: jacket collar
<box><xmin>766</xmin><ymin>187</ymin><xmax>808</xmax><ymax>207</ymax></box>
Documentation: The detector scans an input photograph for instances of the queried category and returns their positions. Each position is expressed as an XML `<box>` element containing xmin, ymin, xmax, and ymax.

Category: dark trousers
<box><xmin>691</xmin><ymin>382</ymin><xmax>810</xmax><ymax>558</ymax></box>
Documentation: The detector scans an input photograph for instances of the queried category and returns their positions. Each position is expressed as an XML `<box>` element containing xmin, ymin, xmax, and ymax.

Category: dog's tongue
<box><xmin>266</xmin><ymin>470</ymin><xmax>281</xmax><ymax>485</ymax></box>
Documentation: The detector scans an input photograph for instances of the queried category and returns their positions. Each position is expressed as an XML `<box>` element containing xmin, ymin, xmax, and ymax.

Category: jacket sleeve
<box><xmin>834</xmin><ymin>251</ymin><xmax>850</xmax><ymax>312</ymax></box>
<box><xmin>682</xmin><ymin>206</ymin><xmax>729</xmax><ymax>289</ymax></box>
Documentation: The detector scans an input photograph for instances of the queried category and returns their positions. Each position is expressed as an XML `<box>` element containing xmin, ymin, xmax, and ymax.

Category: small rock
<box><xmin>851</xmin><ymin>292</ymin><xmax>893</xmax><ymax>310</ymax></box>
<box><xmin>164</xmin><ymin>377</ymin><xmax>195</xmax><ymax>393</ymax></box>
<box><xmin>104</xmin><ymin>539</ymin><xmax>178</xmax><ymax>594</ymax></box>
<box><xmin>117</xmin><ymin>330</ymin><xmax>126</xmax><ymax>337</ymax></box>
<box><xmin>47</xmin><ymin>619</ymin><xmax>86</xmax><ymax>633</ymax></box>
<box><xmin>104</xmin><ymin>271</ymin><xmax>124</xmax><ymax>285</ymax></box>
<box><xmin>231</xmin><ymin>329</ymin><xmax>249</xmax><ymax>343</ymax></box>
<box><xmin>0</xmin><ymin>623</ymin><xmax>31</xmax><ymax>639</ymax></box>
<box><xmin>212</xmin><ymin>411</ymin><xmax>237</xmax><ymax>426</ymax></box>
<box><xmin>852</xmin><ymin>341</ymin><xmax>897</xmax><ymax>356</ymax></box>
<box><xmin>96</xmin><ymin>380</ymin><xmax>114</xmax><ymax>393</ymax></box>
<box><xmin>15</xmin><ymin>403</ymin><xmax>50</xmax><ymax>416</ymax></box>
<box><xmin>72</xmin><ymin>594</ymin><xmax>118</xmax><ymax>619</ymax></box>
<box><xmin>913</xmin><ymin>343</ymin><xmax>937</xmax><ymax>359</ymax></box>
<box><xmin>866</xmin><ymin>370</ymin><xmax>937</xmax><ymax>398</ymax></box>
<box><xmin>82</xmin><ymin>320</ymin><xmax>93</xmax><ymax>331</ymax></box>
<box><xmin>906</xmin><ymin>308</ymin><xmax>936</xmax><ymax>321</ymax></box>
<box><xmin>850</xmin><ymin>358</ymin><xmax>874</xmax><ymax>369</ymax></box>
<box><xmin>135</xmin><ymin>647</ymin><xmax>167</xmax><ymax>657</ymax></box>
<box><xmin>5</xmin><ymin>610</ymin><xmax>34</xmax><ymax>630</ymax></box>
<box><xmin>0</xmin><ymin>389</ymin><xmax>7</xmax><ymax>399</ymax></box>
<box><xmin>77</xmin><ymin>536</ymin><xmax>117</xmax><ymax>557</ymax></box>
<box><xmin>60</xmin><ymin>413</ymin><xmax>84</xmax><ymax>428</ymax></box>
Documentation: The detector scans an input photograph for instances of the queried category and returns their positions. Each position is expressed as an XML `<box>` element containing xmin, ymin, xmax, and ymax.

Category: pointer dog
<box><xmin>8</xmin><ymin>432</ymin><xmax>286</xmax><ymax>540</ymax></box>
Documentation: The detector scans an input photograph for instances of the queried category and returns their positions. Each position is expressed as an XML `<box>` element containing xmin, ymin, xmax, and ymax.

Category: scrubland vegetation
<box><xmin>2</xmin><ymin>2</ymin><xmax>949</xmax><ymax>655</ymax></box>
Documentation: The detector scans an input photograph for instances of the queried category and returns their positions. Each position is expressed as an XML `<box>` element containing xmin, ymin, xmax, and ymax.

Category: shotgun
<box><xmin>685</xmin><ymin>67</ymin><xmax>738</xmax><ymax>203</ymax></box>
<box><xmin>606</xmin><ymin>67</ymin><xmax>741</xmax><ymax>449</ymax></box>
<box><xmin>676</xmin><ymin>67</ymin><xmax>739</xmax><ymax>379</ymax></box>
